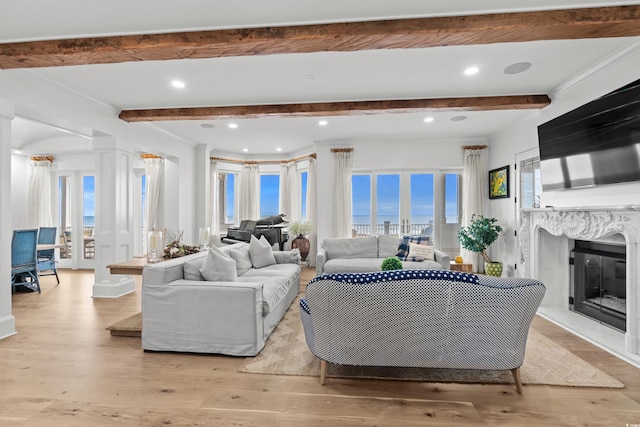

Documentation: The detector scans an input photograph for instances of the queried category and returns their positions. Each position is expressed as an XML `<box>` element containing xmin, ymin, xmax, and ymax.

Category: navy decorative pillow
<box><xmin>396</xmin><ymin>235</ymin><xmax>431</xmax><ymax>261</ymax></box>
<box><xmin>309</xmin><ymin>269</ymin><xmax>479</xmax><ymax>286</ymax></box>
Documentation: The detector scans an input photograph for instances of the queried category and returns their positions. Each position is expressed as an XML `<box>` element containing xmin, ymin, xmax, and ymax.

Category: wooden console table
<box><xmin>107</xmin><ymin>258</ymin><xmax>148</xmax><ymax>275</ymax></box>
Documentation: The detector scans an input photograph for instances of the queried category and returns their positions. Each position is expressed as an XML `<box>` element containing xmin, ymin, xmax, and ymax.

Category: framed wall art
<box><xmin>489</xmin><ymin>165</ymin><xmax>510</xmax><ymax>199</ymax></box>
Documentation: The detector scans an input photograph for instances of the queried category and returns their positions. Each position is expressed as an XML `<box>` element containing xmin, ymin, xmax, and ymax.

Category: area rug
<box><xmin>239</xmin><ymin>298</ymin><xmax>624</xmax><ymax>388</ymax></box>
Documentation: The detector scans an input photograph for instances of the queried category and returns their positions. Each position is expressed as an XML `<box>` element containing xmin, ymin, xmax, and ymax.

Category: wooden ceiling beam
<box><xmin>118</xmin><ymin>95</ymin><xmax>551</xmax><ymax>122</ymax></box>
<box><xmin>2</xmin><ymin>6</ymin><xmax>640</xmax><ymax>69</ymax></box>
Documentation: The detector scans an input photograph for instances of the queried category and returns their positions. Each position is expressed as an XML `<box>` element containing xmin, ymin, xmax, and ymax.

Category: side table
<box><xmin>450</xmin><ymin>261</ymin><xmax>473</xmax><ymax>273</ymax></box>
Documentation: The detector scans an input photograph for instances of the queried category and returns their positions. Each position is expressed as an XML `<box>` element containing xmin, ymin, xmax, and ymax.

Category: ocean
<box><xmin>83</xmin><ymin>216</ymin><xmax>95</xmax><ymax>227</ymax></box>
<box><xmin>352</xmin><ymin>214</ymin><xmax>433</xmax><ymax>225</ymax></box>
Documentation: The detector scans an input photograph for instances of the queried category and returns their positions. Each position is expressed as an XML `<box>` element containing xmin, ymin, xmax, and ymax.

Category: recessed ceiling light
<box><xmin>276</xmin><ymin>147</ymin><xmax>282</xmax><ymax>152</ymax></box>
<box><xmin>228</xmin><ymin>123</ymin><xmax>238</xmax><ymax>129</ymax></box>
<box><xmin>424</xmin><ymin>117</ymin><xmax>434</xmax><ymax>123</ymax></box>
<box><xmin>504</xmin><ymin>62</ymin><xmax>532</xmax><ymax>75</ymax></box>
<box><xmin>318</xmin><ymin>120</ymin><xmax>328</xmax><ymax>126</ymax></box>
<box><xmin>464</xmin><ymin>67</ymin><xmax>479</xmax><ymax>76</ymax></box>
<box><xmin>200</xmin><ymin>123</ymin><xmax>216</xmax><ymax>129</ymax></box>
<box><xmin>305</xmin><ymin>74</ymin><xmax>316</xmax><ymax>80</ymax></box>
<box><xmin>243</xmin><ymin>148</ymin><xmax>249</xmax><ymax>152</ymax></box>
<box><xmin>450</xmin><ymin>115</ymin><xmax>467</xmax><ymax>121</ymax></box>
<box><xmin>171</xmin><ymin>80</ymin><xmax>185</xmax><ymax>88</ymax></box>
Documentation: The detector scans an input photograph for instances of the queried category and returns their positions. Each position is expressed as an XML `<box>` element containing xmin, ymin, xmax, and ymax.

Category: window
<box><xmin>445</xmin><ymin>173</ymin><xmax>460</xmax><ymax>224</ymax></box>
<box><xmin>225</xmin><ymin>173</ymin><xmax>235</xmax><ymax>224</ymax></box>
<box><xmin>520</xmin><ymin>157</ymin><xmax>541</xmax><ymax>209</ymax></box>
<box><xmin>82</xmin><ymin>176</ymin><xmax>95</xmax><ymax>260</ymax></box>
<box><xmin>301</xmin><ymin>171</ymin><xmax>308</xmax><ymax>221</ymax></box>
<box><xmin>260</xmin><ymin>174</ymin><xmax>280</xmax><ymax>217</ymax></box>
<box><xmin>351</xmin><ymin>175</ymin><xmax>372</xmax><ymax>236</ymax></box>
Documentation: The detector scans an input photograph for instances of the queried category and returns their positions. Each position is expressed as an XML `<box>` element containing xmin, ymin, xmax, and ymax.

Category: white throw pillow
<box><xmin>249</xmin><ymin>235</ymin><xmax>277</xmax><ymax>268</ymax></box>
<box><xmin>229</xmin><ymin>245</ymin><xmax>253</xmax><ymax>276</ymax></box>
<box><xmin>199</xmin><ymin>246</ymin><xmax>237</xmax><ymax>282</ymax></box>
<box><xmin>183</xmin><ymin>257</ymin><xmax>205</xmax><ymax>281</ymax></box>
<box><xmin>408</xmin><ymin>242</ymin><xmax>435</xmax><ymax>260</ymax></box>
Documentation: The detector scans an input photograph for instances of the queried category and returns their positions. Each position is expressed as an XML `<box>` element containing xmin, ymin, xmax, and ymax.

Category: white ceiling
<box><xmin>3</xmin><ymin>0</ymin><xmax>640</xmax><ymax>156</ymax></box>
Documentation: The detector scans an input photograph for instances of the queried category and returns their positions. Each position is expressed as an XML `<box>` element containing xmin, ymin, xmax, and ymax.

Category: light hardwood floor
<box><xmin>2</xmin><ymin>268</ymin><xmax>640</xmax><ymax>426</ymax></box>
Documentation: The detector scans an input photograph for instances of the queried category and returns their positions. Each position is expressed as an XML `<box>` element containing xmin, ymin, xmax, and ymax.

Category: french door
<box><xmin>56</xmin><ymin>171</ymin><xmax>95</xmax><ymax>269</ymax></box>
<box><xmin>352</xmin><ymin>172</ymin><xmax>435</xmax><ymax>238</ymax></box>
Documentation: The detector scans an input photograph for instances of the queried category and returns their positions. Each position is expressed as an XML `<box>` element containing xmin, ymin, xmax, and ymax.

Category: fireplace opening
<box><xmin>571</xmin><ymin>240</ymin><xmax>626</xmax><ymax>331</ymax></box>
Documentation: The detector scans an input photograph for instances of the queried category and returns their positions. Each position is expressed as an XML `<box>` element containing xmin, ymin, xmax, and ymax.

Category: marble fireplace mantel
<box><xmin>520</xmin><ymin>206</ymin><xmax>640</xmax><ymax>357</ymax></box>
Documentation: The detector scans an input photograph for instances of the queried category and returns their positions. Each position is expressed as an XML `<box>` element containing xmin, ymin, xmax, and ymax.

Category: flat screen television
<box><xmin>537</xmin><ymin>78</ymin><xmax>640</xmax><ymax>191</ymax></box>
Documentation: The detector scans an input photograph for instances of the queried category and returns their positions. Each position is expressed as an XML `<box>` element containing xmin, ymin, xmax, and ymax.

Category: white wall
<box><xmin>10</xmin><ymin>154</ymin><xmax>29</xmax><ymax>230</ymax></box>
<box><xmin>488</xmin><ymin>43</ymin><xmax>640</xmax><ymax>277</ymax></box>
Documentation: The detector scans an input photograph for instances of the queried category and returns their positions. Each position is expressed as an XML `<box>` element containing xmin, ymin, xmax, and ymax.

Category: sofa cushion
<box><xmin>237</xmin><ymin>274</ymin><xmax>293</xmax><ymax>315</ymax></box>
<box><xmin>229</xmin><ymin>245</ymin><xmax>253</xmax><ymax>276</ymax></box>
<box><xmin>378</xmin><ymin>235</ymin><xmax>401</xmax><ymax>258</ymax></box>
<box><xmin>408</xmin><ymin>242</ymin><xmax>435</xmax><ymax>260</ymax></box>
<box><xmin>183</xmin><ymin>257</ymin><xmax>205</xmax><ymax>281</ymax></box>
<box><xmin>200</xmin><ymin>246</ymin><xmax>237</xmax><ymax>282</ymax></box>
<box><xmin>273</xmin><ymin>248</ymin><xmax>302</xmax><ymax>264</ymax></box>
<box><xmin>249</xmin><ymin>235</ymin><xmax>277</xmax><ymax>268</ymax></box>
<box><xmin>323</xmin><ymin>235</ymin><xmax>378</xmax><ymax>260</ymax></box>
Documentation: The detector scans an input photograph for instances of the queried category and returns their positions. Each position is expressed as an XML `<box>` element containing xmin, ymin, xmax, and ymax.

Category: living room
<box><xmin>2</xmin><ymin>1</ymin><xmax>640</xmax><ymax>424</ymax></box>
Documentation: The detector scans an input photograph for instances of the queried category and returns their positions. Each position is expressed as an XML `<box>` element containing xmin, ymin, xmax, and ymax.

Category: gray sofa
<box><xmin>300</xmin><ymin>270</ymin><xmax>545</xmax><ymax>393</ymax></box>
<box><xmin>142</xmin><ymin>242</ymin><xmax>301</xmax><ymax>356</ymax></box>
<box><xmin>316</xmin><ymin>235</ymin><xmax>450</xmax><ymax>275</ymax></box>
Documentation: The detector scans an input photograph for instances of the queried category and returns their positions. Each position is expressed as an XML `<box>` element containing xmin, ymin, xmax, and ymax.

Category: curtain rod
<box><xmin>330</xmin><ymin>148</ymin><xmax>353</xmax><ymax>153</ymax></box>
<box><xmin>30</xmin><ymin>156</ymin><xmax>54</xmax><ymax>162</ymax></box>
<box><xmin>210</xmin><ymin>153</ymin><xmax>316</xmax><ymax>165</ymax></box>
<box><xmin>462</xmin><ymin>145</ymin><xmax>488</xmax><ymax>150</ymax></box>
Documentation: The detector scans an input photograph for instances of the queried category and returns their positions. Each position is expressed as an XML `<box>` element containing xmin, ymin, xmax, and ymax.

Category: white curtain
<box><xmin>461</xmin><ymin>147</ymin><xmax>487</xmax><ymax>272</ymax></box>
<box><xmin>28</xmin><ymin>159</ymin><xmax>53</xmax><ymax>227</ymax></box>
<box><xmin>239</xmin><ymin>163</ymin><xmax>259</xmax><ymax>221</ymax></box>
<box><xmin>209</xmin><ymin>160</ymin><xmax>220</xmax><ymax>234</ymax></box>
<box><xmin>279</xmin><ymin>162</ymin><xmax>301</xmax><ymax>223</ymax></box>
<box><xmin>332</xmin><ymin>150</ymin><xmax>353</xmax><ymax>238</ymax></box>
<box><xmin>143</xmin><ymin>157</ymin><xmax>164</xmax><ymax>233</ymax></box>
<box><xmin>306</xmin><ymin>157</ymin><xmax>317</xmax><ymax>267</ymax></box>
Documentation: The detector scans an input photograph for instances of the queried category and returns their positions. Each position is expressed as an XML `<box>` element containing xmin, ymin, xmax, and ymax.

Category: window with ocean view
<box><xmin>260</xmin><ymin>174</ymin><xmax>280</xmax><ymax>217</ymax></box>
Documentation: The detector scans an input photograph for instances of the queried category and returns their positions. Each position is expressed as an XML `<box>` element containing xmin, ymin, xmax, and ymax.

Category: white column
<box><xmin>92</xmin><ymin>136</ymin><xmax>135</xmax><ymax>298</ymax></box>
<box><xmin>0</xmin><ymin>98</ymin><xmax>16</xmax><ymax>338</ymax></box>
<box><xmin>195</xmin><ymin>144</ymin><xmax>211</xmax><ymax>238</ymax></box>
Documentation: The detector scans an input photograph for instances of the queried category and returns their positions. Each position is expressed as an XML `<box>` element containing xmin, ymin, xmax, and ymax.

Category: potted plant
<box><xmin>457</xmin><ymin>214</ymin><xmax>504</xmax><ymax>276</ymax></box>
<box><xmin>288</xmin><ymin>221</ymin><xmax>311</xmax><ymax>261</ymax></box>
<box><xmin>381</xmin><ymin>257</ymin><xmax>403</xmax><ymax>271</ymax></box>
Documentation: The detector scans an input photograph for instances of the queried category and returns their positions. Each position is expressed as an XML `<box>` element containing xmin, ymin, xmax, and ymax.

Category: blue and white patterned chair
<box><xmin>300</xmin><ymin>270</ymin><xmax>545</xmax><ymax>394</ymax></box>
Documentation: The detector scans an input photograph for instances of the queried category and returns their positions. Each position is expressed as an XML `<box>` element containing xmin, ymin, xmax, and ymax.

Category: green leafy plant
<box><xmin>457</xmin><ymin>214</ymin><xmax>503</xmax><ymax>263</ymax></box>
<box><xmin>288</xmin><ymin>221</ymin><xmax>311</xmax><ymax>237</ymax></box>
<box><xmin>381</xmin><ymin>257</ymin><xmax>403</xmax><ymax>271</ymax></box>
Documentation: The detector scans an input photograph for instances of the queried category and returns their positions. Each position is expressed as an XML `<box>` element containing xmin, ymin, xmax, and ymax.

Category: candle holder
<box><xmin>147</xmin><ymin>230</ymin><xmax>164</xmax><ymax>263</ymax></box>
<box><xmin>199</xmin><ymin>227</ymin><xmax>210</xmax><ymax>252</ymax></box>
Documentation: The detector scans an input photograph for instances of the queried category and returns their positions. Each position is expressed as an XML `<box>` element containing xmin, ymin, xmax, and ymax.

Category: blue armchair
<box><xmin>37</xmin><ymin>226</ymin><xmax>59</xmax><ymax>283</ymax></box>
<box><xmin>11</xmin><ymin>229</ymin><xmax>41</xmax><ymax>293</ymax></box>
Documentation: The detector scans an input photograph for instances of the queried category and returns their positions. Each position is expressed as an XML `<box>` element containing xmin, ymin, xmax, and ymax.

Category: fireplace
<box><xmin>520</xmin><ymin>207</ymin><xmax>640</xmax><ymax>356</ymax></box>
<box><xmin>571</xmin><ymin>240</ymin><xmax>626</xmax><ymax>331</ymax></box>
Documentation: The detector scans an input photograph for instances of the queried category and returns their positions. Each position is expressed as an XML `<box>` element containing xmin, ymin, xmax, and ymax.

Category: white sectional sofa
<box><xmin>141</xmin><ymin>241</ymin><xmax>301</xmax><ymax>356</ymax></box>
<box><xmin>316</xmin><ymin>235</ymin><xmax>450</xmax><ymax>275</ymax></box>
